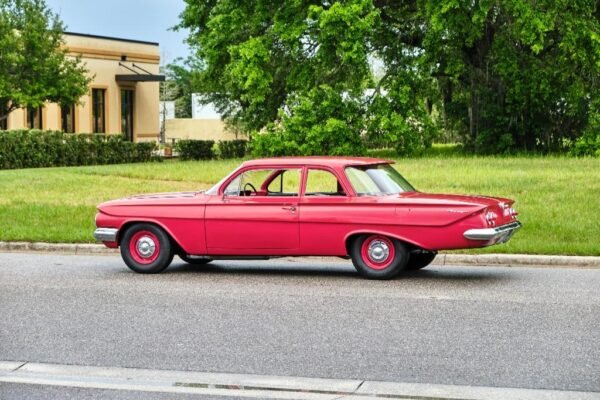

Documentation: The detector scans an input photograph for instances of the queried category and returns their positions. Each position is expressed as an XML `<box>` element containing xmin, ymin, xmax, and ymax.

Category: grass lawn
<box><xmin>0</xmin><ymin>155</ymin><xmax>598</xmax><ymax>256</ymax></box>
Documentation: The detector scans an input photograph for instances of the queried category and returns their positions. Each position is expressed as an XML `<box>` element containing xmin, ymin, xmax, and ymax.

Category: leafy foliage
<box><xmin>178</xmin><ymin>0</ymin><xmax>436</xmax><ymax>155</ymax></box>
<box><xmin>0</xmin><ymin>130</ymin><xmax>156</xmax><ymax>169</ymax></box>
<box><xmin>218</xmin><ymin>139</ymin><xmax>247</xmax><ymax>159</ymax></box>
<box><xmin>174</xmin><ymin>139</ymin><xmax>215</xmax><ymax>160</ymax></box>
<box><xmin>160</xmin><ymin>58</ymin><xmax>199</xmax><ymax>119</ymax></box>
<box><xmin>571</xmin><ymin>102</ymin><xmax>600</xmax><ymax>156</ymax></box>
<box><xmin>0</xmin><ymin>0</ymin><xmax>91</xmax><ymax>124</ymax></box>
<box><xmin>252</xmin><ymin>85</ymin><xmax>366</xmax><ymax>156</ymax></box>
<box><xmin>178</xmin><ymin>0</ymin><xmax>600</xmax><ymax>155</ymax></box>
<box><xmin>421</xmin><ymin>0</ymin><xmax>600</xmax><ymax>153</ymax></box>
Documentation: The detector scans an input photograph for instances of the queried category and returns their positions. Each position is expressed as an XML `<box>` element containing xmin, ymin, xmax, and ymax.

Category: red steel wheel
<box><xmin>350</xmin><ymin>234</ymin><xmax>408</xmax><ymax>279</ymax></box>
<box><xmin>360</xmin><ymin>235</ymin><xmax>396</xmax><ymax>270</ymax></box>
<box><xmin>120</xmin><ymin>223</ymin><xmax>174</xmax><ymax>274</ymax></box>
<box><xmin>129</xmin><ymin>230</ymin><xmax>161</xmax><ymax>265</ymax></box>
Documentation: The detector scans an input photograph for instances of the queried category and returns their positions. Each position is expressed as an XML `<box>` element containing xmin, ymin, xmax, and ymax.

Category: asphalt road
<box><xmin>0</xmin><ymin>252</ymin><xmax>599</xmax><ymax>397</ymax></box>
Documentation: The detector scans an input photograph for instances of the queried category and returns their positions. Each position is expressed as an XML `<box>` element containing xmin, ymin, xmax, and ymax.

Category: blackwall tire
<box><xmin>120</xmin><ymin>223</ymin><xmax>174</xmax><ymax>274</ymax></box>
<box><xmin>179</xmin><ymin>254</ymin><xmax>213</xmax><ymax>265</ymax></box>
<box><xmin>407</xmin><ymin>252</ymin><xmax>437</xmax><ymax>270</ymax></box>
<box><xmin>350</xmin><ymin>234</ymin><xmax>409</xmax><ymax>280</ymax></box>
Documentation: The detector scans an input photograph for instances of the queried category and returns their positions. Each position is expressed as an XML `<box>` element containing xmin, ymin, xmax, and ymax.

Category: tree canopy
<box><xmin>160</xmin><ymin>58</ymin><xmax>199</xmax><ymax>119</ymax></box>
<box><xmin>0</xmin><ymin>0</ymin><xmax>91</xmax><ymax>125</ymax></box>
<box><xmin>178</xmin><ymin>0</ymin><xmax>600</xmax><ymax>154</ymax></box>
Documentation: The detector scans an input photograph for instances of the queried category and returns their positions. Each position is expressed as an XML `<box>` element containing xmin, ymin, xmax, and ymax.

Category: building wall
<box><xmin>5</xmin><ymin>33</ymin><xmax>161</xmax><ymax>142</ymax></box>
<box><xmin>165</xmin><ymin>119</ymin><xmax>239</xmax><ymax>142</ymax></box>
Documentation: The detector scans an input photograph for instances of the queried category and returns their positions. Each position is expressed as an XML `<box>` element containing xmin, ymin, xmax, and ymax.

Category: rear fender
<box><xmin>343</xmin><ymin>229</ymin><xmax>427</xmax><ymax>253</ymax></box>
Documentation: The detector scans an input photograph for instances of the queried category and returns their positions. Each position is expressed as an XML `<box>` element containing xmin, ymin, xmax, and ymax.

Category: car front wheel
<box><xmin>350</xmin><ymin>234</ymin><xmax>409</xmax><ymax>280</ymax></box>
<box><xmin>120</xmin><ymin>223</ymin><xmax>174</xmax><ymax>274</ymax></box>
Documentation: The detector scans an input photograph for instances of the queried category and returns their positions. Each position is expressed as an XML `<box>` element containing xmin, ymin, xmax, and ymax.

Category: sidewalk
<box><xmin>1</xmin><ymin>241</ymin><xmax>599</xmax><ymax>268</ymax></box>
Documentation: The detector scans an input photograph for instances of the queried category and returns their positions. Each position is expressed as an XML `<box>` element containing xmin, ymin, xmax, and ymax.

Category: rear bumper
<box><xmin>463</xmin><ymin>221</ymin><xmax>522</xmax><ymax>243</ymax></box>
<box><xmin>93</xmin><ymin>228</ymin><xmax>119</xmax><ymax>242</ymax></box>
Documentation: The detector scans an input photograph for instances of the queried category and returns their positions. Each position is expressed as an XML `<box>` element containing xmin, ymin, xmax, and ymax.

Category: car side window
<box><xmin>223</xmin><ymin>175</ymin><xmax>242</xmax><ymax>196</ymax></box>
<box><xmin>224</xmin><ymin>168</ymin><xmax>301</xmax><ymax>197</ymax></box>
<box><xmin>266</xmin><ymin>169</ymin><xmax>301</xmax><ymax>196</ymax></box>
<box><xmin>305</xmin><ymin>169</ymin><xmax>346</xmax><ymax>196</ymax></box>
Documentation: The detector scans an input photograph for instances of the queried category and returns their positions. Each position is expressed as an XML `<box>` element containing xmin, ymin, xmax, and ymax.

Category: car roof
<box><xmin>241</xmin><ymin>156</ymin><xmax>394</xmax><ymax>168</ymax></box>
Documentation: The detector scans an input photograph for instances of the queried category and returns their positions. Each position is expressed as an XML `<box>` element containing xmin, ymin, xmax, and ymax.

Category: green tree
<box><xmin>421</xmin><ymin>0</ymin><xmax>600</xmax><ymax>152</ymax></box>
<box><xmin>0</xmin><ymin>0</ymin><xmax>91</xmax><ymax>127</ymax></box>
<box><xmin>160</xmin><ymin>58</ymin><xmax>197</xmax><ymax>119</ymax></box>
<box><xmin>178</xmin><ymin>0</ymin><xmax>600</xmax><ymax>155</ymax></box>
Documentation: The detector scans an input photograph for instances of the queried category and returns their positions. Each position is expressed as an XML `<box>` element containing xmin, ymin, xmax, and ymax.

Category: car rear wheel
<box><xmin>179</xmin><ymin>254</ymin><xmax>213</xmax><ymax>265</ymax></box>
<box><xmin>350</xmin><ymin>234</ymin><xmax>409</xmax><ymax>280</ymax></box>
<box><xmin>120</xmin><ymin>223</ymin><xmax>174</xmax><ymax>274</ymax></box>
<box><xmin>407</xmin><ymin>252</ymin><xmax>437</xmax><ymax>270</ymax></box>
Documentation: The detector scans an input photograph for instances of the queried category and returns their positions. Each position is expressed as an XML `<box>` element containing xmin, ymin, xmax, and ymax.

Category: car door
<box><xmin>299</xmin><ymin>167</ymin><xmax>354</xmax><ymax>255</ymax></box>
<box><xmin>204</xmin><ymin>167</ymin><xmax>302</xmax><ymax>254</ymax></box>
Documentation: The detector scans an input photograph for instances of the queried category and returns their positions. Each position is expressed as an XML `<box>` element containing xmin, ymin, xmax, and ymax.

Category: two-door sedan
<box><xmin>94</xmin><ymin>157</ymin><xmax>521</xmax><ymax>279</ymax></box>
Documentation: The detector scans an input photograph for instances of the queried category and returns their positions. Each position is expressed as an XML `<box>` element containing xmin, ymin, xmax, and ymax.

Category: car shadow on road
<box><xmin>162</xmin><ymin>261</ymin><xmax>513</xmax><ymax>283</ymax></box>
<box><xmin>164</xmin><ymin>261</ymin><xmax>359</xmax><ymax>279</ymax></box>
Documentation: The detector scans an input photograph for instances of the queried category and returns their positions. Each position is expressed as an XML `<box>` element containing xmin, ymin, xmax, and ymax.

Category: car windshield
<box><xmin>345</xmin><ymin>164</ymin><xmax>415</xmax><ymax>196</ymax></box>
<box><xmin>205</xmin><ymin>171</ymin><xmax>237</xmax><ymax>195</ymax></box>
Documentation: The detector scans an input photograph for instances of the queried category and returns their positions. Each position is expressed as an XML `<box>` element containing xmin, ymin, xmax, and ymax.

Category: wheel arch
<box><xmin>118</xmin><ymin>219</ymin><xmax>184</xmax><ymax>253</ymax></box>
<box><xmin>344</xmin><ymin>230</ymin><xmax>425</xmax><ymax>255</ymax></box>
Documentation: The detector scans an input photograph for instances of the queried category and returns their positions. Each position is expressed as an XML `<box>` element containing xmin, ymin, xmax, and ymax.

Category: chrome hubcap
<box><xmin>368</xmin><ymin>240</ymin><xmax>390</xmax><ymax>263</ymax></box>
<box><xmin>136</xmin><ymin>236</ymin><xmax>156</xmax><ymax>258</ymax></box>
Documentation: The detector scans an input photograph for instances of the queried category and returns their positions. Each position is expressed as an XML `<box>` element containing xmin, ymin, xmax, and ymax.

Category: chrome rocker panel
<box><xmin>93</xmin><ymin>228</ymin><xmax>119</xmax><ymax>242</ymax></box>
<box><xmin>463</xmin><ymin>221</ymin><xmax>522</xmax><ymax>242</ymax></box>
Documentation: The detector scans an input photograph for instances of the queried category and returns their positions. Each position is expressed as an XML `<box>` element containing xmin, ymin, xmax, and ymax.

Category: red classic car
<box><xmin>94</xmin><ymin>157</ymin><xmax>521</xmax><ymax>279</ymax></box>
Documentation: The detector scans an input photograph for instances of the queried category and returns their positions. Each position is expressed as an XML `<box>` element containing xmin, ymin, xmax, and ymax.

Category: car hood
<box><xmin>97</xmin><ymin>191</ymin><xmax>207</xmax><ymax>213</ymax></box>
<box><xmin>125</xmin><ymin>191</ymin><xmax>201</xmax><ymax>201</ymax></box>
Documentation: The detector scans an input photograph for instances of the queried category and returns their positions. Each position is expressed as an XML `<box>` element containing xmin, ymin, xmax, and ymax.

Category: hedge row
<box><xmin>0</xmin><ymin>130</ymin><xmax>157</xmax><ymax>170</ymax></box>
<box><xmin>174</xmin><ymin>139</ymin><xmax>247</xmax><ymax>160</ymax></box>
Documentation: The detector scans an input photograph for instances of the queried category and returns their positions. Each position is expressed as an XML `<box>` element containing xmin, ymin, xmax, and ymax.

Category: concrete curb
<box><xmin>1</xmin><ymin>360</ymin><xmax>597</xmax><ymax>400</ymax></box>
<box><xmin>1</xmin><ymin>241</ymin><xmax>599</xmax><ymax>268</ymax></box>
<box><xmin>0</xmin><ymin>241</ymin><xmax>116</xmax><ymax>255</ymax></box>
<box><xmin>440</xmin><ymin>253</ymin><xmax>600</xmax><ymax>268</ymax></box>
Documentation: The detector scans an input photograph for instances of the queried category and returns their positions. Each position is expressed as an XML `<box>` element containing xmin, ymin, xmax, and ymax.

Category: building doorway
<box><xmin>120</xmin><ymin>89</ymin><xmax>134</xmax><ymax>141</ymax></box>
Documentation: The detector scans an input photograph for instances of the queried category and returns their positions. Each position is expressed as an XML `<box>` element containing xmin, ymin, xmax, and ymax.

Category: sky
<box><xmin>44</xmin><ymin>0</ymin><xmax>191</xmax><ymax>63</ymax></box>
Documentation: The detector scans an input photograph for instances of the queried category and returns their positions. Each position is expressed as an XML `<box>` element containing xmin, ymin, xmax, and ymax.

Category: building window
<box><xmin>27</xmin><ymin>107</ymin><xmax>43</xmax><ymax>129</ymax></box>
<box><xmin>120</xmin><ymin>89</ymin><xmax>134</xmax><ymax>141</ymax></box>
<box><xmin>61</xmin><ymin>105</ymin><xmax>76</xmax><ymax>133</ymax></box>
<box><xmin>92</xmin><ymin>88</ymin><xmax>106</xmax><ymax>133</ymax></box>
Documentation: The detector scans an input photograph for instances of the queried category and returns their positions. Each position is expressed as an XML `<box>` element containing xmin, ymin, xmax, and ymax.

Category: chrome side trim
<box><xmin>464</xmin><ymin>221</ymin><xmax>522</xmax><ymax>242</ymax></box>
<box><xmin>93</xmin><ymin>228</ymin><xmax>119</xmax><ymax>242</ymax></box>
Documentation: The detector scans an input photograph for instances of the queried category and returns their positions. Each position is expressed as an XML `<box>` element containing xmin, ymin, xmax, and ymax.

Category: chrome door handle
<box><xmin>282</xmin><ymin>206</ymin><xmax>296</xmax><ymax>212</ymax></box>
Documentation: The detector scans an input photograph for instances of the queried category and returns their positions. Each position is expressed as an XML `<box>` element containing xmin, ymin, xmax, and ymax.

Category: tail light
<box><xmin>500</xmin><ymin>202</ymin><xmax>518</xmax><ymax>219</ymax></box>
<box><xmin>485</xmin><ymin>211</ymin><xmax>498</xmax><ymax>226</ymax></box>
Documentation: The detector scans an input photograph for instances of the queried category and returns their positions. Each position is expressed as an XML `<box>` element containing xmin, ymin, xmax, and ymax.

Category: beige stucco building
<box><xmin>3</xmin><ymin>32</ymin><xmax>162</xmax><ymax>141</ymax></box>
<box><xmin>165</xmin><ymin>119</ymin><xmax>239</xmax><ymax>142</ymax></box>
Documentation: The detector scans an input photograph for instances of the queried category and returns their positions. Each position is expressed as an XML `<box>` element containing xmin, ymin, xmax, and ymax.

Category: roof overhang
<box><xmin>116</xmin><ymin>74</ymin><xmax>165</xmax><ymax>82</ymax></box>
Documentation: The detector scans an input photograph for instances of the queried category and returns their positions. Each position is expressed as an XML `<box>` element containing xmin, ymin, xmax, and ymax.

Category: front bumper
<box><xmin>93</xmin><ymin>228</ymin><xmax>119</xmax><ymax>242</ymax></box>
<box><xmin>463</xmin><ymin>221</ymin><xmax>522</xmax><ymax>243</ymax></box>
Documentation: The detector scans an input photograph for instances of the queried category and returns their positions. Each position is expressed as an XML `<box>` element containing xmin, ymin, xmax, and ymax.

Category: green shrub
<box><xmin>0</xmin><ymin>130</ymin><xmax>157</xmax><ymax>170</ymax></box>
<box><xmin>174</xmin><ymin>139</ymin><xmax>215</xmax><ymax>160</ymax></box>
<box><xmin>570</xmin><ymin>110</ymin><xmax>600</xmax><ymax>157</ymax></box>
<box><xmin>571</xmin><ymin>134</ymin><xmax>600</xmax><ymax>157</ymax></box>
<box><xmin>251</xmin><ymin>86</ymin><xmax>367</xmax><ymax>157</ymax></box>
<box><xmin>218</xmin><ymin>140</ymin><xmax>247</xmax><ymax>158</ymax></box>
